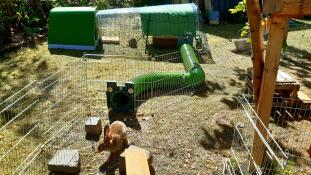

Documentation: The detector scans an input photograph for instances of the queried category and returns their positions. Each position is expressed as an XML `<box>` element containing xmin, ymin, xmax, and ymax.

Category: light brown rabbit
<box><xmin>96</xmin><ymin>121</ymin><xmax>128</xmax><ymax>158</ymax></box>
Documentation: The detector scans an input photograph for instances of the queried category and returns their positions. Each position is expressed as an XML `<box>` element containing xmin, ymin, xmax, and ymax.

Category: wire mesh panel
<box><xmin>82</xmin><ymin>53</ymin><xmax>201</xmax><ymax>116</ymax></box>
<box><xmin>0</xmin><ymin>61</ymin><xmax>86</xmax><ymax>174</ymax></box>
<box><xmin>96</xmin><ymin>8</ymin><xmax>145</xmax><ymax>56</ymax></box>
<box><xmin>0</xmin><ymin>51</ymin><xmax>210</xmax><ymax>174</ymax></box>
<box><xmin>224</xmin><ymin>94</ymin><xmax>311</xmax><ymax>175</ymax></box>
<box><xmin>95</xmin><ymin>5</ymin><xmax>213</xmax><ymax>61</ymax></box>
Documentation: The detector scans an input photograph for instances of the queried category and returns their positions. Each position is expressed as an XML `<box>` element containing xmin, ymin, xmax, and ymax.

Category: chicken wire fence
<box><xmin>0</xmin><ymin>52</ymin><xmax>207</xmax><ymax>174</ymax></box>
<box><xmin>95</xmin><ymin>7</ymin><xmax>212</xmax><ymax>60</ymax></box>
<box><xmin>223</xmin><ymin>94</ymin><xmax>311</xmax><ymax>175</ymax></box>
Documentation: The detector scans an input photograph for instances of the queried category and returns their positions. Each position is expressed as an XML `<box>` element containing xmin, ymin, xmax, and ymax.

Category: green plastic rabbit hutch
<box><xmin>48</xmin><ymin>7</ymin><xmax>98</xmax><ymax>50</ymax></box>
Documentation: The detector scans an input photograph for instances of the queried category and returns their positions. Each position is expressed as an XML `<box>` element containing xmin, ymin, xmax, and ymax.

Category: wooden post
<box><xmin>251</xmin><ymin>16</ymin><xmax>289</xmax><ymax>169</ymax></box>
<box><xmin>263</xmin><ymin>0</ymin><xmax>311</xmax><ymax>16</ymax></box>
<box><xmin>246</xmin><ymin>0</ymin><xmax>265</xmax><ymax>108</ymax></box>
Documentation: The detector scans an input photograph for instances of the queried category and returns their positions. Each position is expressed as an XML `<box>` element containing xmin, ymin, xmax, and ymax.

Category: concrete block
<box><xmin>119</xmin><ymin>146</ymin><xmax>152</xmax><ymax>175</ymax></box>
<box><xmin>48</xmin><ymin>149</ymin><xmax>80</xmax><ymax>174</ymax></box>
<box><xmin>85</xmin><ymin>117</ymin><xmax>102</xmax><ymax>135</ymax></box>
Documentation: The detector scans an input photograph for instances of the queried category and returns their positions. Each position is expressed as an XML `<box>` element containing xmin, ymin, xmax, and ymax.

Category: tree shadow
<box><xmin>281</xmin><ymin>46</ymin><xmax>311</xmax><ymax>89</ymax></box>
<box><xmin>221</xmin><ymin>96</ymin><xmax>239</xmax><ymax>110</ymax></box>
<box><xmin>220</xmin><ymin>67</ymin><xmax>247</xmax><ymax>109</ymax></box>
<box><xmin>0</xmin><ymin>35</ymin><xmax>46</xmax><ymax>57</ymax></box>
<box><xmin>204</xmin><ymin>80</ymin><xmax>226</xmax><ymax>94</ymax></box>
<box><xmin>283</xmin><ymin>45</ymin><xmax>311</xmax><ymax>65</ymax></box>
<box><xmin>232</xmin><ymin>67</ymin><xmax>248</xmax><ymax>81</ymax></box>
<box><xmin>199</xmin><ymin>121</ymin><xmax>234</xmax><ymax>150</ymax></box>
<box><xmin>200</xmin><ymin>23</ymin><xmax>245</xmax><ymax>40</ymax></box>
<box><xmin>288</xmin><ymin>19</ymin><xmax>311</xmax><ymax>32</ymax></box>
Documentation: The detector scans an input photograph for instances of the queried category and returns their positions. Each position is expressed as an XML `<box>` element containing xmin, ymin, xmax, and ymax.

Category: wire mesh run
<box><xmin>0</xmin><ymin>52</ymin><xmax>208</xmax><ymax>174</ymax></box>
<box><xmin>95</xmin><ymin>7</ymin><xmax>213</xmax><ymax>63</ymax></box>
<box><xmin>223</xmin><ymin>94</ymin><xmax>311</xmax><ymax>175</ymax></box>
<box><xmin>0</xmin><ymin>61</ymin><xmax>86</xmax><ymax>174</ymax></box>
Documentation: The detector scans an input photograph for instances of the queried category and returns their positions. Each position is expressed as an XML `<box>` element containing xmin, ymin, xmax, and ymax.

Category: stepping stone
<box><xmin>85</xmin><ymin>117</ymin><xmax>102</xmax><ymax>135</ymax></box>
<box><xmin>48</xmin><ymin>149</ymin><xmax>80</xmax><ymax>174</ymax></box>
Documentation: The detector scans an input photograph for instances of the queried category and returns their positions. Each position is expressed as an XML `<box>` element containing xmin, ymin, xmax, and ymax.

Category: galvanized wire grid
<box><xmin>223</xmin><ymin>94</ymin><xmax>311</xmax><ymax>175</ymax></box>
<box><xmin>95</xmin><ymin>9</ymin><xmax>214</xmax><ymax>64</ymax></box>
<box><xmin>0</xmin><ymin>52</ymin><xmax>207</xmax><ymax>174</ymax></box>
<box><xmin>0</xmin><ymin>61</ymin><xmax>86</xmax><ymax>174</ymax></box>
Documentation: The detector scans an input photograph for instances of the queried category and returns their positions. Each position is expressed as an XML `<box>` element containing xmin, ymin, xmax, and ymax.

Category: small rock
<box><xmin>85</xmin><ymin>164</ymin><xmax>92</xmax><ymax>170</ymax></box>
<box><xmin>187</xmin><ymin>153</ymin><xmax>191</xmax><ymax>158</ymax></box>
<box><xmin>191</xmin><ymin>164</ymin><xmax>196</xmax><ymax>169</ymax></box>
<box><xmin>185</xmin><ymin>159</ymin><xmax>190</xmax><ymax>164</ymax></box>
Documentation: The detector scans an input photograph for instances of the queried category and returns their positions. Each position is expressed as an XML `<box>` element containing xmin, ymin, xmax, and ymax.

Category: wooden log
<box><xmin>246</xmin><ymin>0</ymin><xmax>265</xmax><ymax>108</ymax></box>
<box><xmin>101</xmin><ymin>36</ymin><xmax>120</xmax><ymax>44</ymax></box>
<box><xmin>263</xmin><ymin>0</ymin><xmax>311</xmax><ymax>16</ymax></box>
<box><xmin>125</xmin><ymin>148</ymin><xmax>150</xmax><ymax>175</ymax></box>
<box><xmin>251</xmin><ymin>16</ymin><xmax>289</xmax><ymax>168</ymax></box>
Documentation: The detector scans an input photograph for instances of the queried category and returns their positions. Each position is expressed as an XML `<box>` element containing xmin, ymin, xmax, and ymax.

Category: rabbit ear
<box><xmin>104</xmin><ymin>125</ymin><xmax>112</xmax><ymax>141</ymax></box>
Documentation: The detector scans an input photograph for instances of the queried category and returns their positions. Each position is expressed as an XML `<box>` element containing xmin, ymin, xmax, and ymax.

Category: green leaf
<box><xmin>241</xmin><ymin>31</ymin><xmax>248</xmax><ymax>37</ymax></box>
<box><xmin>229</xmin><ymin>0</ymin><xmax>246</xmax><ymax>14</ymax></box>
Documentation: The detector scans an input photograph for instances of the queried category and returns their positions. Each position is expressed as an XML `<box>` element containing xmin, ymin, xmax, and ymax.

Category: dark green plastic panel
<box><xmin>140</xmin><ymin>3</ymin><xmax>198</xmax><ymax>36</ymax></box>
<box><xmin>48</xmin><ymin>7</ymin><xmax>97</xmax><ymax>46</ymax></box>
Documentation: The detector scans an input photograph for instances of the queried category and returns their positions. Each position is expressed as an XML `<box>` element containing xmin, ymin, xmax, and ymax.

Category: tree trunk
<box><xmin>1</xmin><ymin>1</ymin><xmax>14</xmax><ymax>44</ymax></box>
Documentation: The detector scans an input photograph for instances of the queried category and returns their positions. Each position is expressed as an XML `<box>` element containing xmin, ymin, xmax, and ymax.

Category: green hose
<box><xmin>106</xmin><ymin>44</ymin><xmax>206</xmax><ymax>112</ymax></box>
<box><xmin>132</xmin><ymin>44</ymin><xmax>205</xmax><ymax>97</ymax></box>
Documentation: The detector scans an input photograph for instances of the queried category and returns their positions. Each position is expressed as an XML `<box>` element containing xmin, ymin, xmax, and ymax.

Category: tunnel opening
<box><xmin>112</xmin><ymin>91</ymin><xmax>130</xmax><ymax>108</ymax></box>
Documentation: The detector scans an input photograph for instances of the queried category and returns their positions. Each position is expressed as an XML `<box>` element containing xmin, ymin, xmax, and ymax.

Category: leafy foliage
<box><xmin>229</xmin><ymin>0</ymin><xmax>249</xmax><ymax>38</ymax></box>
<box><xmin>229</xmin><ymin>0</ymin><xmax>246</xmax><ymax>14</ymax></box>
<box><xmin>0</xmin><ymin>0</ymin><xmax>132</xmax><ymax>46</ymax></box>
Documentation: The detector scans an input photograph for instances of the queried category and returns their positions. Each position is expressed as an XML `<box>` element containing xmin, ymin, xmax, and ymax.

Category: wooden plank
<box><xmin>251</xmin><ymin>16</ymin><xmax>289</xmax><ymax>168</ymax></box>
<box><xmin>298</xmin><ymin>91</ymin><xmax>311</xmax><ymax>103</ymax></box>
<box><xmin>263</xmin><ymin>0</ymin><xmax>284</xmax><ymax>15</ymax></box>
<box><xmin>277</xmin><ymin>70</ymin><xmax>296</xmax><ymax>83</ymax></box>
<box><xmin>101</xmin><ymin>36</ymin><xmax>120</xmax><ymax>44</ymax></box>
<box><xmin>248</xmin><ymin>68</ymin><xmax>297</xmax><ymax>83</ymax></box>
<box><xmin>263</xmin><ymin>0</ymin><xmax>311</xmax><ymax>16</ymax></box>
<box><xmin>246</xmin><ymin>0</ymin><xmax>265</xmax><ymax>108</ymax></box>
<box><xmin>125</xmin><ymin>148</ymin><xmax>150</xmax><ymax>175</ymax></box>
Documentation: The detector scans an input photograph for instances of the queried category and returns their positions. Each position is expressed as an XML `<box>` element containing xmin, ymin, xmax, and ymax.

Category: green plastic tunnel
<box><xmin>106</xmin><ymin>44</ymin><xmax>206</xmax><ymax>112</ymax></box>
